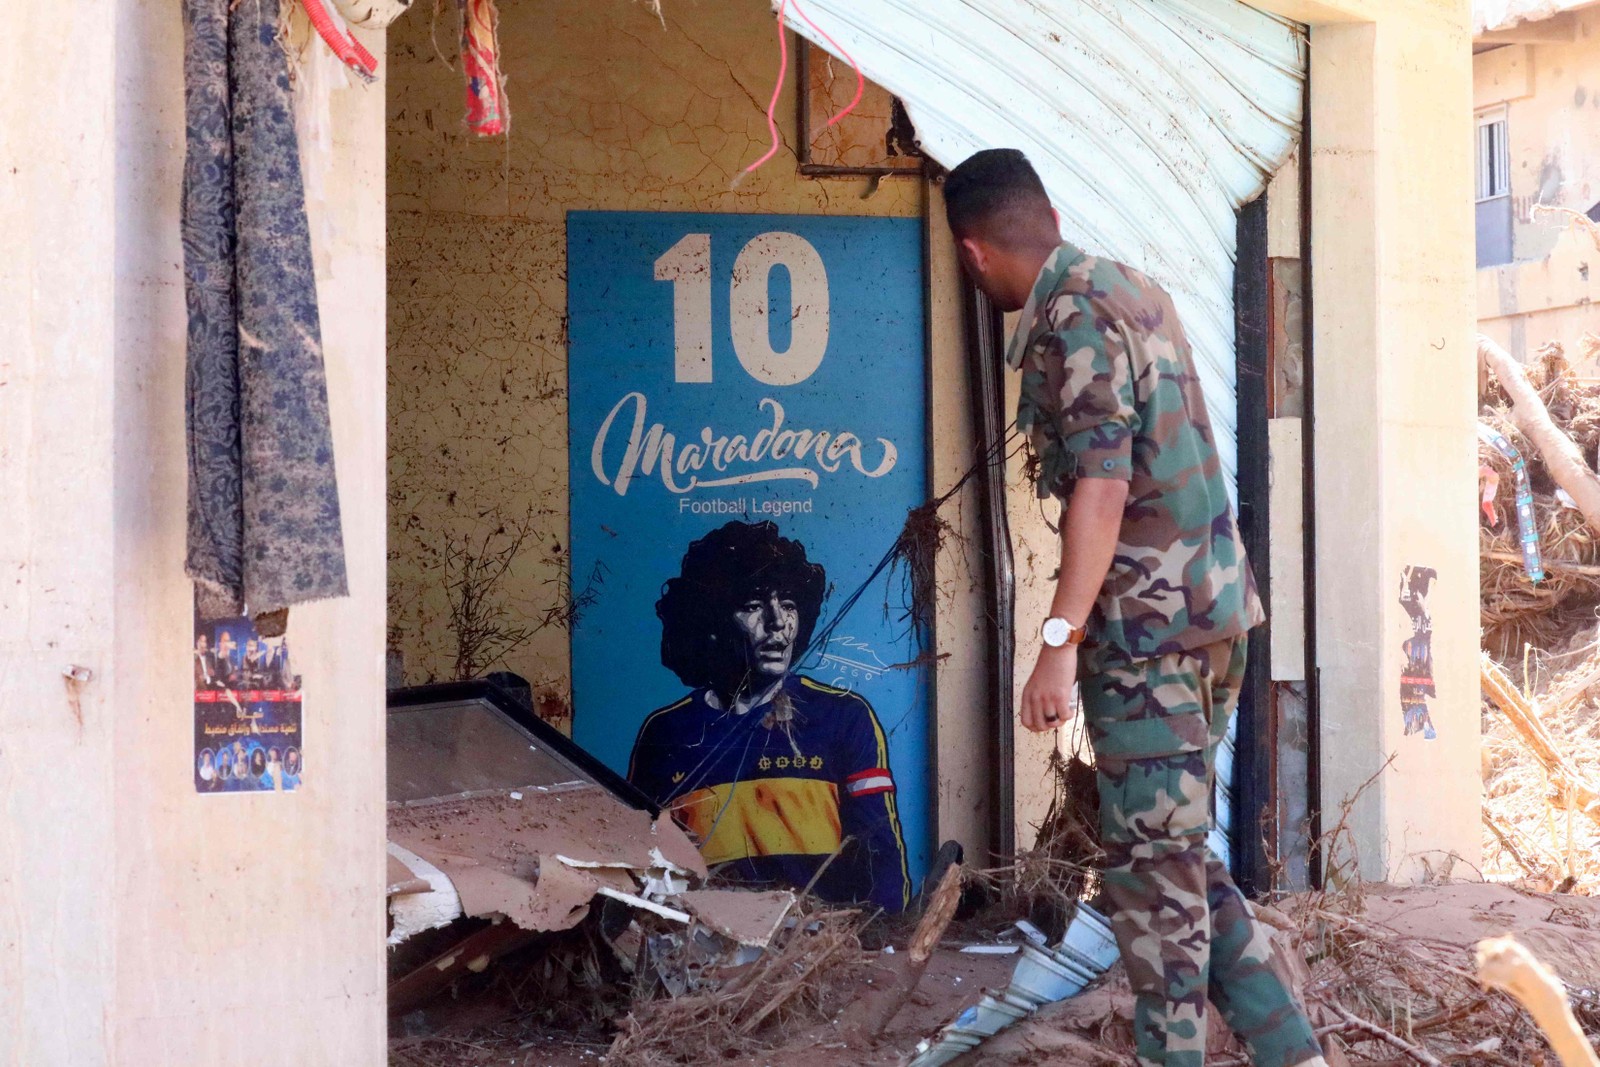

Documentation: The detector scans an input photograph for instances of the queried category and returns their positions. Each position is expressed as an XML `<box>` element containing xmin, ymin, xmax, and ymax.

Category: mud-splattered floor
<box><xmin>390</xmin><ymin>945</ymin><xmax>1016</xmax><ymax>1067</ymax></box>
<box><xmin>390</xmin><ymin>882</ymin><xmax>1600</xmax><ymax>1067</ymax></box>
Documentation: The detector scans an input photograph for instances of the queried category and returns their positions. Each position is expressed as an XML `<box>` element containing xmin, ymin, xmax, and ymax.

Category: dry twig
<box><xmin>1481</xmin><ymin>655</ymin><xmax>1600</xmax><ymax>829</ymax></box>
<box><xmin>1533</xmin><ymin>203</ymin><xmax>1600</xmax><ymax>254</ymax></box>
<box><xmin>608</xmin><ymin>906</ymin><xmax>867</xmax><ymax>1067</ymax></box>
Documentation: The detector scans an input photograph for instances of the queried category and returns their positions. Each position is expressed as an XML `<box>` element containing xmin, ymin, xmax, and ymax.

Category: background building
<box><xmin>1476</xmin><ymin>0</ymin><xmax>1600</xmax><ymax>361</ymax></box>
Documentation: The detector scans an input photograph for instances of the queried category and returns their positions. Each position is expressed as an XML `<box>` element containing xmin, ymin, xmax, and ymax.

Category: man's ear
<box><xmin>959</xmin><ymin>236</ymin><xmax>988</xmax><ymax>272</ymax></box>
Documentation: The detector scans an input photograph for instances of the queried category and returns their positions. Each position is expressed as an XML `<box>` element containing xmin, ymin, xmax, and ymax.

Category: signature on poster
<box><xmin>817</xmin><ymin>635</ymin><xmax>889</xmax><ymax>692</ymax></box>
<box><xmin>591</xmin><ymin>394</ymin><xmax>898</xmax><ymax>497</ymax></box>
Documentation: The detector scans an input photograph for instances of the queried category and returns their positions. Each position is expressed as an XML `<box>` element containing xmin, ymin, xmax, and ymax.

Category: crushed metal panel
<box><xmin>387</xmin><ymin>681</ymin><xmax>656</xmax><ymax>809</ymax></box>
<box><xmin>779</xmin><ymin>0</ymin><xmax>1307</xmax><ymax>490</ymax></box>
<box><xmin>1473</xmin><ymin>0</ymin><xmax>1588</xmax><ymax>34</ymax></box>
<box><xmin>389</xmin><ymin>695</ymin><xmax>596</xmax><ymax>803</ymax></box>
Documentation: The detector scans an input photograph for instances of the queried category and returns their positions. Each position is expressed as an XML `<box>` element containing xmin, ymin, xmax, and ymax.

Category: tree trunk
<box><xmin>1479</xmin><ymin>334</ymin><xmax>1600</xmax><ymax>538</ymax></box>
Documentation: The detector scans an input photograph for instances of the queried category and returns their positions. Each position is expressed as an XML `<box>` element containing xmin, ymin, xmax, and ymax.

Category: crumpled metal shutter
<box><xmin>1474</xmin><ymin>0</ymin><xmax>1568</xmax><ymax>34</ymax></box>
<box><xmin>783</xmin><ymin>0</ymin><xmax>1306</xmax><ymax>487</ymax></box>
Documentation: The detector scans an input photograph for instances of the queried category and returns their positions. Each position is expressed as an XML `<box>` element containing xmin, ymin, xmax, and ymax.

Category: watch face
<box><xmin>1042</xmin><ymin>617</ymin><xmax>1070</xmax><ymax>647</ymax></box>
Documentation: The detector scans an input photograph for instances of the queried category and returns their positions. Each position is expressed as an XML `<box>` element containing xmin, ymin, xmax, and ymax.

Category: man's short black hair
<box><xmin>943</xmin><ymin>148</ymin><xmax>1056</xmax><ymax>248</ymax></box>
<box><xmin>656</xmin><ymin>521</ymin><xmax>827</xmax><ymax>691</ymax></box>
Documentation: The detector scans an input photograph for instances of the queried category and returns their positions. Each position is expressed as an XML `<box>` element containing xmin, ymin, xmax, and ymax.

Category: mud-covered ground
<box><xmin>391</xmin><ymin>881</ymin><xmax>1600</xmax><ymax>1067</ymax></box>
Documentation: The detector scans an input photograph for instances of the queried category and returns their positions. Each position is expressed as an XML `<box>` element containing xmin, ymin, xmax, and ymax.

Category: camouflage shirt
<box><xmin>1008</xmin><ymin>243</ymin><xmax>1263</xmax><ymax>659</ymax></box>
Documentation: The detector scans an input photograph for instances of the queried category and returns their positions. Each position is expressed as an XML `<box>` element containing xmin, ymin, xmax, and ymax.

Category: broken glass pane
<box><xmin>387</xmin><ymin>698</ymin><xmax>593</xmax><ymax>804</ymax></box>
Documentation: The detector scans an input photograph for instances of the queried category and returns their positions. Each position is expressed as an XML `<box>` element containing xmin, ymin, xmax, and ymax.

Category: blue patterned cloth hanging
<box><xmin>182</xmin><ymin>0</ymin><xmax>348</xmax><ymax>616</ymax></box>
<box><xmin>1478</xmin><ymin>422</ymin><xmax>1545</xmax><ymax>583</ymax></box>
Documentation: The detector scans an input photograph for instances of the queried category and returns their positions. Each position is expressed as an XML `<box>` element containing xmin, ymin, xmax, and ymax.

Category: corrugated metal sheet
<box><xmin>776</xmin><ymin>9</ymin><xmax>1304</xmax><ymax>1058</ymax></box>
<box><xmin>783</xmin><ymin>0</ymin><xmax>1307</xmax><ymax>486</ymax></box>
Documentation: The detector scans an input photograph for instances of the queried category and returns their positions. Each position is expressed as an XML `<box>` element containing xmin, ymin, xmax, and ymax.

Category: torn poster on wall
<box><xmin>567</xmin><ymin>212</ymin><xmax>929</xmax><ymax>913</ymax></box>
<box><xmin>1399</xmin><ymin>566</ymin><xmax>1438</xmax><ymax>741</ymax></box>
<box><xmin>194</xmin><ymin>603</ymin><xmax>305</xmax><ymax>793</ymax></box>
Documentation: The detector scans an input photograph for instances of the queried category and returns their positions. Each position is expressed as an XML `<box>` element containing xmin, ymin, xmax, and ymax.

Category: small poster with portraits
<box><xmin>193</xmin><ymin>602</ymin><xmax>304</xmax><ymax>794</ymax></box>
<box><xmin>568</xmin><ymin>212</ymin><xmax>930</xmax><ymax>912</ymax></box>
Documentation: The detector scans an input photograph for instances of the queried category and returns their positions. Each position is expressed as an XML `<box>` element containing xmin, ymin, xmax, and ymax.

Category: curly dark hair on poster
<box><xmin>657</xmin><ymin>521</ymin><xmax>827</xmax><ymax>691</ymax></box>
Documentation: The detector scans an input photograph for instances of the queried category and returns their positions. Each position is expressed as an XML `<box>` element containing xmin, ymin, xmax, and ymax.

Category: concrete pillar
<box><xmin>928</xmin><ymin>183</ymin><xmax>996</xmax><ymax>862</ymax></box>
<box><xmin>1307</xmin><ymin>10</ymin><xmax>1481</xmax><ymax>881</ymax></box>
<box><xmin>0</xmin><ymin>2</ymin><xmax>120</xmax><ymax>1061</ymax></box>
<box><xmin>2</xmin><ymin>0</ymin><xmax>390</xmax><ymax>1062</ymax></box>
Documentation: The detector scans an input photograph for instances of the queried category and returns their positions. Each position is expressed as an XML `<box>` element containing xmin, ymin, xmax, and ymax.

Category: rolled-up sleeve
<box><xmin>1052</xmin><ymin>295</ymin><xmax>1138</xmax><ymax>481</ymax></box>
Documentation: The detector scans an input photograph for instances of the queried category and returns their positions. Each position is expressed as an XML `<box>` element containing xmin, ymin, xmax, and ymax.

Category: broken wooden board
<box><xmin>680</xmin><ymin>889</ymin><xmax>796</xmax><ymax>948</ymax></box>
<box><xmin>388</xmin><ymin>787</ymin><xmax>706</xmax><ymax>937</ymax></box>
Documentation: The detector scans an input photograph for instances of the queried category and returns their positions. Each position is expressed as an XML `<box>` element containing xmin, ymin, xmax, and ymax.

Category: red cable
<box><xmin>789</xmin><ymin>0</ymin><xmax>864</xmax><ymax>129</ymax></box>
<box><xmin>739</xmin><ymin>0</ymin><xmax>790</xmax><ymax>181</ymax></box>
<box><xmin>739</xmin><ymin>0</ymin><xmax>868</xmax><ymax>182</ymax></box>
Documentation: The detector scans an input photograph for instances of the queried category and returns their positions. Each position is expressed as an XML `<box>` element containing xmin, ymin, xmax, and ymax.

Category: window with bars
<box><xmin>1477</xmin><ymin>111</ymin><xmax>1513</xmax><ymax>267</ymax></box>
<box><xmin>1477</xmin><ymin>115</ymin><xmax>1510</xmax><ymax>201</ymax></box>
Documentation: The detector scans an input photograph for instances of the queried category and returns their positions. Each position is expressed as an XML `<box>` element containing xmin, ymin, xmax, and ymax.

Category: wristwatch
<box><xmin>1041</xmin><ymin>616</ymin><xmax>1087</xmax><ymax>649</ymax></box>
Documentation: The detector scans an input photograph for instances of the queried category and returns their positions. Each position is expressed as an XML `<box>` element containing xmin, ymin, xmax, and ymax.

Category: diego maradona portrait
<box><xmin>627</xmin><ymin>520</ymin><xmax>911</xmax><ymax>913</ymax></box>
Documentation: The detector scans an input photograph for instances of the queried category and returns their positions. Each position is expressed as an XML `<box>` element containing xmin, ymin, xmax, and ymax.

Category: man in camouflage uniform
<box><xmin>944</xmin><ymin>149</ymin><xmax>1326</xmax><ymax>1067</ymax></box>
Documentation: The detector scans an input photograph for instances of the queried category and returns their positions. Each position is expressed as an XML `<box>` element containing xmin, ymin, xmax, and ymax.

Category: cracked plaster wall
<box><xmin>386</xmin><ymin>0</ymin><xmax>922</xmax><ymax>696</ymax></box>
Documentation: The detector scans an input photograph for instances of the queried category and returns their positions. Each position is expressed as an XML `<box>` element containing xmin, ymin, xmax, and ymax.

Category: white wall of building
<box><xmin>0</xmin><ymin>1</ymin><xmax>390</xmax><ymax>1062</ymax></box>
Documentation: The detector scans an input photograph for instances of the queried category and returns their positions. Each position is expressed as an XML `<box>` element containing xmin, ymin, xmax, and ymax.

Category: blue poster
<box><xmin>568</xmin><ymin>211</ymin><xmax>929</xmax><ymax>911</ymax></box>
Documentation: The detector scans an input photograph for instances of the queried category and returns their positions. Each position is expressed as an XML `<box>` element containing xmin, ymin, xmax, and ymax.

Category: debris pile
<box><xmin>383</xmin><ymin>682</ymin><xmax>1017</xmax><ymax>1066</ymax></box>
<box><xmin>608</xmin><ymin>903</ymin><xmax>868</xmax><ymax>1067</ymax></box>
<box><xmin>969</xmin><ymin>882</ymin><xmax>1600</xmax><ymax>1066</ymax></box>
<box><xmin>1477</xmin><ymin>336</ymin><xmax>1600</xmax><ymax>892</ymax></box>
<box><xmin>1479</xmin><ymin>337</ymin><xmax>1600</xmax><ymax>659</ymax></box>
<box><xmin>1481</xmin><ymin>652</ymin><xmax>1600</xmax><ymax>891</ymax></box>
<box><xmin>1293</xmin><ymin>883</ymin><xmax>1600</xmax><ymax>1066</ymax></box>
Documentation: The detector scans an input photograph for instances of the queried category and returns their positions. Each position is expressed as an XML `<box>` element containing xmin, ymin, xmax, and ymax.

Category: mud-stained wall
<box><xmin>1498</xmin><ymin>22</ymin><xmax>1600</xmax><ymax>263</ymax></box>
<box><xmin>1476</xmin><ymin>24</ymin><xmax>1600</xmax><ymax>364</ymax></box>
<box><xmin>386</xmin><ymin>0</ymin><xmax>921</xmax><ymax>696</ymax></box>
<box><xmin>109</xmin><ymin>12</ymin><xmax>392</xmax><ymax>1062</ymax></box>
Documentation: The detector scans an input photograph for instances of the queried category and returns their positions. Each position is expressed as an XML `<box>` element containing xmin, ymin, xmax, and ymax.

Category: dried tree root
<box><xmin>1479</xmin><ymin>334</ymin><xmax>1600</xmax><ymax>538</ymax></box>
<box><xmin>1481</xmin><ymin>656</ymin><xmax>1600</xmax><ymax>827</ymax></box>
<box><xmin>1476</xmin><ymin>936</ymin><xmax>1600</xmax><ymax>1067</ymax></box>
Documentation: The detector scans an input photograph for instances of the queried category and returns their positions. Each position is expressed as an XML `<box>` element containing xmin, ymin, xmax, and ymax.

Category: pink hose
<box><xmin>740</xmin><ymin>0</ymin><xmax>867</xmax><ymax>183</ymax></box>
<box><xmin>301</xmin><ymin>0</ymin><xmax>378</xmax><ymax>80</ymax></box>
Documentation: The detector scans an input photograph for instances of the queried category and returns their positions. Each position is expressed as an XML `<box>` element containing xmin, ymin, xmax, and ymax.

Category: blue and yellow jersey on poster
<box><xmin>628</xmin><ymin>674</ymin><xmax>911</xmax><ymax>913</ymax></box>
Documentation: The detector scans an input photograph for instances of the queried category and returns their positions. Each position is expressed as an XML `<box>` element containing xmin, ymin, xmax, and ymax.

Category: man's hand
<box><xmin>1020</xmin><ymin>645</ymin><xmax>1078</xmax><ymax>733</ymax></box>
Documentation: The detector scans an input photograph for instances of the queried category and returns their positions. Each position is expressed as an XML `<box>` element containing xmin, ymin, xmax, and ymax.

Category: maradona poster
<box><xmin>568</xmin><ymin>211</ymin><xmax>930</xmax><ymax>910</ymax></box>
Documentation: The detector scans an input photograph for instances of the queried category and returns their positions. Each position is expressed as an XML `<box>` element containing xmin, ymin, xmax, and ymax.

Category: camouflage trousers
<box><xmin>1079</xmin><ymin>636</ymin><xmax>1323</xmax><ymax>1067</ymax></box>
